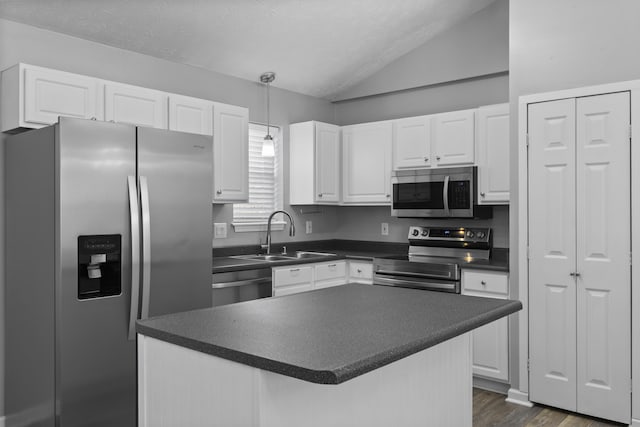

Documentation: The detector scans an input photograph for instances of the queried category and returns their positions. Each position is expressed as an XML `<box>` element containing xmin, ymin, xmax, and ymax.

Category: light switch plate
<box><xmin>306</xmin><ymin>220</ymin><xmax>312</xmax><ymax>234</ymax></box>
<box><xmin>214</xmin><ymin>223</ymin><xmax>227</xmax><ymax>239</ymax></box>
<box><xmin>381</xmin><ymin>222</ymin><xmax>389</xmax><ymax>236</ymax></box>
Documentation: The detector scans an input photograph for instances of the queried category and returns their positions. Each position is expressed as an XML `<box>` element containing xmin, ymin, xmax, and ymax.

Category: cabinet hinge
<box><xmin>526</xmin><ymin>133</ymin><xmax>530</xmax><ymax>147</ymax></box>
<box><xmin>630</xmin><ymin>125</ymin><xmax>632</xmax><ymax>139</ymax></box>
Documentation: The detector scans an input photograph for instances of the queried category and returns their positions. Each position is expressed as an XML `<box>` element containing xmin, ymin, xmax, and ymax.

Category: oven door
<box><xmin>373</xmin><ymin>270</ymin><xmax>460</xmax><ymax>293</ymax></box>
<box><xmin>390</xmin><ymin>167</ymin><xmax>475</xmax><ymax>218</ymax></box>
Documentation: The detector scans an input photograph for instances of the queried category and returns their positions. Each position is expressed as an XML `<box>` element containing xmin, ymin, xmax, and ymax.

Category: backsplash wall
<box><xmin>331</xmin><ymin>205</ymin><xmax>509</xmax><ymax>248</ymax></box>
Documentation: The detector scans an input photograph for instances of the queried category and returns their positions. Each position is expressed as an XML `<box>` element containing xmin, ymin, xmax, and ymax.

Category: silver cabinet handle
<box><xmin>290</xmin><ymin>268</ymin><xmax>300</xmax><ymax>272</ymax></box>
<box><xmin>480</xmin><ymin>192</ymin><xmax>486</xmax><ymax>197</ymax></box>
<box><xmin>424</xmin><ymin>157</ymin><xmax>429</xmax><ymax>162</ymax></box>
<box><xmin>140</xmin><ymin>176</ymin><xmax>151</xmax><ymax>320</ymax></box>
<box><xmin>481</xmin><ymin>280</ymin><xmax>487</xmax><ymax>285</ymax></box>
<box><xmin>443</xmin><ymin>175</ymin><xmax>450</xmax><ymax>216</ymax></box>
<box><xmin>127</xmin><ymin>176</ymin><xmax>141</xmax><ymax>341</ymax></box>
<box><xmin>318</xmin><ymin>193</ymin><xmax>323</xmax><ymax>197</ymax></box>
<box><xmin>570</xmin><ymin>272</ymin><xmax>581</xmax><ymax>277</ymax></box>
<box><xmin>386</xmin><ymin>194</ymin><xmax>390</xmax><ymax>198</ymax></box>
<box><xmin>328</xmin><ymin>264</ymin><xmax>337</xmax><ymax>268</ymax></box>
<box><xmin>216</xmin><ymin>190</ymin><xmax>222</xmax><ymax>195</ymax></box>
<box><xmin>357</xmin><ymin>269</ymin><xmax>362</xmax><ymax>273</ymax></box>
<box><xmin>436</xmin><ymin>156</ymin><xmax>441</xmax><ymax>160</ymax></box>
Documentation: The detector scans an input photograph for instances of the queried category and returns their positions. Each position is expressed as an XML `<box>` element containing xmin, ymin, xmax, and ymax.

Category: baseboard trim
<box><xmin>505</xmin><ymin>388</ymin><xmax>534</xmax><ymax>408</ymax></box>
<box><xmin>473</xmin><ymin>377</ymin><xmax>510</xmax><ymax>395</ymax></box>
<box><xmin>630</xmin><ymin>418</ymin><xmax>640</xmax><ymax>426</ymax></box>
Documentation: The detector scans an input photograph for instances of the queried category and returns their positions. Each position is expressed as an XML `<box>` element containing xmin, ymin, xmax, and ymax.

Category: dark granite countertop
<box><xmin>212</xmin><ymin>240</ymin><xmax>509</xmax><ymax>274</ymax></box>
<box><xmin>137</xmin><ymin>284</ymin><xmax>521</xmax><ymax>384</ymax></box>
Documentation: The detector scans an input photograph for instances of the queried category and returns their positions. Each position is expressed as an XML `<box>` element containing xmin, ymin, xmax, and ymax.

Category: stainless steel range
<box><xmin>373</xmin><ymin>226</ymin><xmax>492</xmax><ymax>293</ymax></box>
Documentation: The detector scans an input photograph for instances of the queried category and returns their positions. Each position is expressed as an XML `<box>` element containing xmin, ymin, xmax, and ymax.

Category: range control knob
<box><xmin>466</xmin><ymin>230</ymin><xmax>475</xmax><ymax>239</ymax></box>
<box><xmin>421</xmin><ymin>229</ymin><xmax>429</xmax><ymax>237</ymax></box>
<box><xmin>411</xmin><ymin>229</ymin><xmax>420</xmax><ymax>237</ymax></box>
<box><xmin>477</xmin><ymin>231</ymin><xmax>486</xmax><ymax>239</ymax></box>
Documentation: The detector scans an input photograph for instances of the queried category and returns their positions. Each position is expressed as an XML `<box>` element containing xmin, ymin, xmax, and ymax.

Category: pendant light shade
<box><xmin>260</xmin><ymin>72</ymin><xmax>276</xmax><ymax>158</ymax></box>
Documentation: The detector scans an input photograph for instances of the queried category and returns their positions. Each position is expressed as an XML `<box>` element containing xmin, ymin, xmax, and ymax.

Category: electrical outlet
<box><xmin>214</xmin><ymin>223</ymin><xmax>227</xmax><ymax>239</ymax></box>
<box><xmin>306</xmin><ymin>220</ymin><xmax>312</xmax><ymax>234</ymax></box>
<box><xmin>381</xmin><ymin>222</ymin><xmax>389</xmax><ymax>236</ymax></box>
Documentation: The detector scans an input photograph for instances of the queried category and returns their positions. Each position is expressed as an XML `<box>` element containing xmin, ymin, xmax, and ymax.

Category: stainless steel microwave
<box><xmin>390</xmin><ymin>166</ymin><xmax>492</xmax><ymax>218</ymax></box>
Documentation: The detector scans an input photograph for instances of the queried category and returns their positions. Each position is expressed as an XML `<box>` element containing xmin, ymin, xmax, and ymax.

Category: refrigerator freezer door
<box><xmin>57</xmin><ymin>118</ymin><xmax>138</xmax><ymax>427</ymax></box>
<box><xmin>137</xmin><ymin>127</ymin><xmax>213</xmax><ymax>317</ymax></box>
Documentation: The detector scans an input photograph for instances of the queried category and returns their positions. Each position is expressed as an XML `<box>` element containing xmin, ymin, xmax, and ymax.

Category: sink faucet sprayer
<box><xmin>262</xmin><ymin>210</ymin><xmax>295</xmax><ymax>254</ymax></box>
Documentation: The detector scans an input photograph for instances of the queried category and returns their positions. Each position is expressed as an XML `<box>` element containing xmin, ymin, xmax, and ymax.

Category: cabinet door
<box><xmin>392</xmin><ymin>116</ymin><xmax>432</xmax><ymax>169</ymax></box>
<box><xmin>342</xmin><ymin>122</ymin><xmax>392</xmax><ymax>204</ymax></box>
<box><xmin>314</xmin><ymin>261</ymin><xmax>346</xmax><ymax>289</ymax></box>
<box><xmin>314</xmin><ymin>122</ymin><xmax>341</xmax><ymax>203</ymax></box>
<box><xmin>433</xmin><ymin>109</ymin><xmax>475</xmax><ymax>166</ymax></box>
<box><xmin>169</xmin><ymin>94</ymin><xmax>213</xmax><ymax>136</ymax></box>
<box><xmin>476</xmin><ymin>104</ymin><xmax>509</xmax><ymax>204</ymax></box>
<box><xmin>24</xmin><ymin>65</ymin><xmax>100</xmax><ymax>126</ymax></box>
<box><xmin>575</xmin><ymin>92</ymin><xmax>630</xmax><ymax>422</ymax></box>
<box><xmin>347</xmin><ymin>261</ymin><xmax>373</xmax><ymax>284</ymax></box>
<box><xmin>528</xmin><ymin>98</ymin><xmax>578</xmax><ymax>412</ymax></box>
<box><xmin>212</xmin><ymin>103</ymin><xmax>248</xmax><ymax>202</ymax></box>
<box><xmin>462</xmin><ymin>270</ymin><xmax>509</xmax><ymax>382</ymax></box>
<box><xmin>104</xmin><ymin>82</ymin><xmax>167</xmax><ymax>129</ymax></box>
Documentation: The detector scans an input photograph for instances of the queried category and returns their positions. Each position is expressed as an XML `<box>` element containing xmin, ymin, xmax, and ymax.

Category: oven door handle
<box><xmin>375</xmin><ymin>269</ymin><xmax>454</xmax><ymax>280</ymax></box>
<box><xmin>374</xmin><ymin>275</ymin><xmax>459</xmax><ymax>292</ymax></box>
<box><xmin>443</xmin><ymin>175</ymin><xmax>450</xmax><ymax>216</ymax></box>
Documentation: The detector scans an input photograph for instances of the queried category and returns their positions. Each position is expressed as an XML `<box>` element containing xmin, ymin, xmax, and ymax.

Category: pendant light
<box><xmin>260</xmin><ymin>72</ymin><xmax>276</xmax><ymax>157</ymax></box>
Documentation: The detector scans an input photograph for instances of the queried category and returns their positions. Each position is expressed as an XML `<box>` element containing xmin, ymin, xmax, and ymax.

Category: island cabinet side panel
<box><xmin>137</xmin><ymin>335</ymin><xmax>260</xmax><ymax>427</ymax></box>
<box><xmin>258</xmin><ymin>333</ymin><xmax>472</xmax><ymax>427</ymax></box>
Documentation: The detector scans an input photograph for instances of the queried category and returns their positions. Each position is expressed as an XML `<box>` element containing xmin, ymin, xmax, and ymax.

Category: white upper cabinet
<box><xmin>476</xmin><ymin>103</ymin><xmax>510</xmax><ymax>205</ymax></box>
<box><xmin>169</xmin><ymin>94</ymin><xmax>213</xmax><ymax>136</ymax></box>
<box><xmin>432</xmin><ymin>109</ymin><xmax>475</xmax><ymax>166</ymax></box>
<box><xmin>392</xmin><ymin>115</ymin><xmax>432</xmax><ymax>170</ymax></box>
<box><xmin>103</xmin><ymin>81</ymin><xmax>168</xmax><ymax>129</ymax></box>
<box><xmin>212</xmin><ymin>102</ymin><xmax>249</xmax><ymax>203</ymax></box>
<box><xmin>289</xmin><ymin>121</ymin><xmax>340</xmax><ymax>205</ymax></box>
<box><xmin>1</xmin><ymin>63</ymin><xmax>101</xmax><ymax>132</ymax></box>
<box><xmin>342</xmin><ymin>121</ymin><xmax>392</xmax><ymax>205</ymax></box>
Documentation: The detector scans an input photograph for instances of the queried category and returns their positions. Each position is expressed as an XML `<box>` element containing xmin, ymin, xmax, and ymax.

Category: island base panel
<box><xmin>138</xmin><ymin>334</ymin><xmax>472</xmax><ymax>427</ymax></box>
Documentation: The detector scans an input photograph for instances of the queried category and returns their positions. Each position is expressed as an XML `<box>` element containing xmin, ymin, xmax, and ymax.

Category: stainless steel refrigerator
<box><xmin>5</xmin><ymin>117</ymin><xmax>213</xmax><ymax>426</ymax></box>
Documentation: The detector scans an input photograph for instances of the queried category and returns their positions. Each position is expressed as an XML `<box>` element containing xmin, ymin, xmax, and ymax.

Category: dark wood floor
<box><xmin>473</xmin><ymin>389</ymin><xmax>626</xmax><ymax>427</ymax></box>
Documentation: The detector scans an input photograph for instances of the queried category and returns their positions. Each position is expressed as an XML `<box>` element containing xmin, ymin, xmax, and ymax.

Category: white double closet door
<box><xmin>528</xmin><ymin>92</ymin><xmax>631</xmax><ymax>424</ymax></box>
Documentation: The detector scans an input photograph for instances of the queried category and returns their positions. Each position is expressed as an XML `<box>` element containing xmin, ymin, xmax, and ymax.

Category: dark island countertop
<box><xmin>137</xmin><ymin>284</ymin><xmax>521</xmax><ymax>384</ymax></box>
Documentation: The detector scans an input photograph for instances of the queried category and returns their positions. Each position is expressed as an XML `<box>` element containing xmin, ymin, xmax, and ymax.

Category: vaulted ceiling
<box><xmin>0</xmin><ymin>0</ymin><xmax>497</xmax><ymax>99</ymax></box>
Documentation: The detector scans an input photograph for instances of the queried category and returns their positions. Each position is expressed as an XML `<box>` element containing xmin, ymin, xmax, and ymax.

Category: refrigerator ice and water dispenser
<box><xmin>77</xmin><ymin>234</ymin><xmax>122</xmax><ymax>299</ymax></box>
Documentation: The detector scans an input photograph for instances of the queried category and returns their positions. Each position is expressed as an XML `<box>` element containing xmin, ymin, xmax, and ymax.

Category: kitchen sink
<box><xmin>232</xmin><ymin>254</ymin><xmax>294</xmax><ymax>262</ymax></box>
<box><xmin>289</xmin><ymin>251</ymin><xmax>337</xmax><ymax>259</ymax></box>
<box><xmin>231</xmin><ymin>251</ymin><xmax>337</xmax><ymax>262</ymax></box>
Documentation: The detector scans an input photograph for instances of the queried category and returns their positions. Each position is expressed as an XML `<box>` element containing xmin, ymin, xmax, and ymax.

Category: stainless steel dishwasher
<box><xmin>211</xmin><ymin>268</ymin><xmax>272</xmax><ymax>307</ymax></box>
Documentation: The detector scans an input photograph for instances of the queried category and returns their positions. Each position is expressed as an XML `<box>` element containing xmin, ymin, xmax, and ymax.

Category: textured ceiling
<box><xmin>0</xmin><ymin>0</ymin><xmax>496</xmax><ymax>99</ymax></box>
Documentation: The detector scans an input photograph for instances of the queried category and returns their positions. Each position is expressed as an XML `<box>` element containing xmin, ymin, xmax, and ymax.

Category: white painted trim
<box><xmin>518</xmin><ymin>79</ymin><xmax>640</xmax><ymax>420</ymax></box>
<box><xmin>505</xmin><ymin>388</ymin><xmax>534</xmax><ymax>408</ymax></box>
<box><xmin>630</xmin><ymin>419</ymin><xmax>640</xmax><ymax>427</ymax></box>
<box><xmin>517</xmin><ymin>98</ymin><xmax>529</xmax><ymax>396</ymax></box>
<box><xmin>473</xmin><ymin>376</ymin><xmax>510</xmax><ymax>395</ymax></box>
<box><xmin>231</xmin><ymin>221</ymin><xmax>285</xmax><ymax>233</ymax></box>
<box><xmin>632</xmin><ymin>88</ymin><xmax>640</xmax><ymax>422</ymax></box>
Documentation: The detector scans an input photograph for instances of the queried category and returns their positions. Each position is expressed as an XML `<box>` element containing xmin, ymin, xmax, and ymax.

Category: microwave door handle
<box><xmin>443</xmin><ymin>175</ymin><xmax>450</xmax><ymax>216</ymax></box>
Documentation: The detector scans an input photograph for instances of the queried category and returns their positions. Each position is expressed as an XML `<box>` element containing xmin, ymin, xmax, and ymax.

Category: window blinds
<box><xmin>232</xmin><ymin>124</ymin><xmax>280</xmax><ymax>222</ymax></box>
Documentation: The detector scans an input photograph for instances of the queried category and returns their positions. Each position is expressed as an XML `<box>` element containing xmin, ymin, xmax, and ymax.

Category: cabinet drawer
<box><xmin>462</xmin><ymin>270</ymin><xmax>508</xmax><ymax>296</ymax></box>
<box><xmin>273</xmin><ymin>266</ymin><xmax>313</xmax><ymax>287</ymax></box>
<box><xmin>348</xmin><ymin>261</ymin><xmax>373</xmax><ymax>281</ymax></box>
<box><xmin>315</xmin><ymin>261</ymin><xmax>346</xmax><ymax>281</ymax></box>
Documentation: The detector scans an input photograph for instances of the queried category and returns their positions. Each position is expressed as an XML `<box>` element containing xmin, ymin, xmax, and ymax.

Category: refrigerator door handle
<box><xmin>140</xmin><ymin>175</ymin><xmax>152</xmax><ymax>320</ymax></box>
<box><xmin>127</xmin><ymin>175</ymin><xmax>141</xmax><ymax>340</ymax></box>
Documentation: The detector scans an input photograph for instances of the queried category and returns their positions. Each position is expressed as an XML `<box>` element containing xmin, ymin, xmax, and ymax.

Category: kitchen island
<box><xmin>137</xmin><ymin>284</ymin><xmax>521</xmax><ymax>426</ymax></box>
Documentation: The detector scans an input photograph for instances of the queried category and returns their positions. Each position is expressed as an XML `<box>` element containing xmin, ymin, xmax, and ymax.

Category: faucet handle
<box><xmin>260</xmin><ymin>243</ymin><xmax>269</xmax><ymax>253</ymax></box>
<box><xmin>282</xmin><ymin>246</ymin><xmax>287</xmax><ymax>255</ymax></box>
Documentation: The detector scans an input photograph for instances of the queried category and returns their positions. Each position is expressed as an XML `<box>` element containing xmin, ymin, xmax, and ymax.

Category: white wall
<box><xmin>509</xmin><ymin>0</ymin><xmax>640</xmax><ymax>393</ymax></box>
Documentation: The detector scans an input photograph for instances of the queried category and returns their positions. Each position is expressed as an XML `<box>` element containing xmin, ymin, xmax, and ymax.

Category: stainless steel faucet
<box><xmin>262</xmin><ymin>210</ymin><xmax>296</xmax><ymax>254</ymax></box>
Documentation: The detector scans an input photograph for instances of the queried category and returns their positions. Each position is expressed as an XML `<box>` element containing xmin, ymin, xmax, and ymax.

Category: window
<box><xmin>232</xmin><ymin>123</ymin><xmax>283</xmax><ymax>231</ymax></box>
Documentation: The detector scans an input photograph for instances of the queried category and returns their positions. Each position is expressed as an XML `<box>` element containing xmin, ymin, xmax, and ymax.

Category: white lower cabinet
<box><xmin>347</xmin><ymin>261</ymin><xmax>373</xmax><ymax>284</ymax></box>
<box><xmin>273</xmin><ymin>260</ymin><xmax>370</xmax><ymax>296</ymax></box>
<box><xmin>461</xmin><ymin>270</ymin><xmax>509</xmax><ymax>382</ymax></box>
<box><xmin>272</xmin><ymin>266</ymin><xmax>313</xmax><ymax>297</ymax></box>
